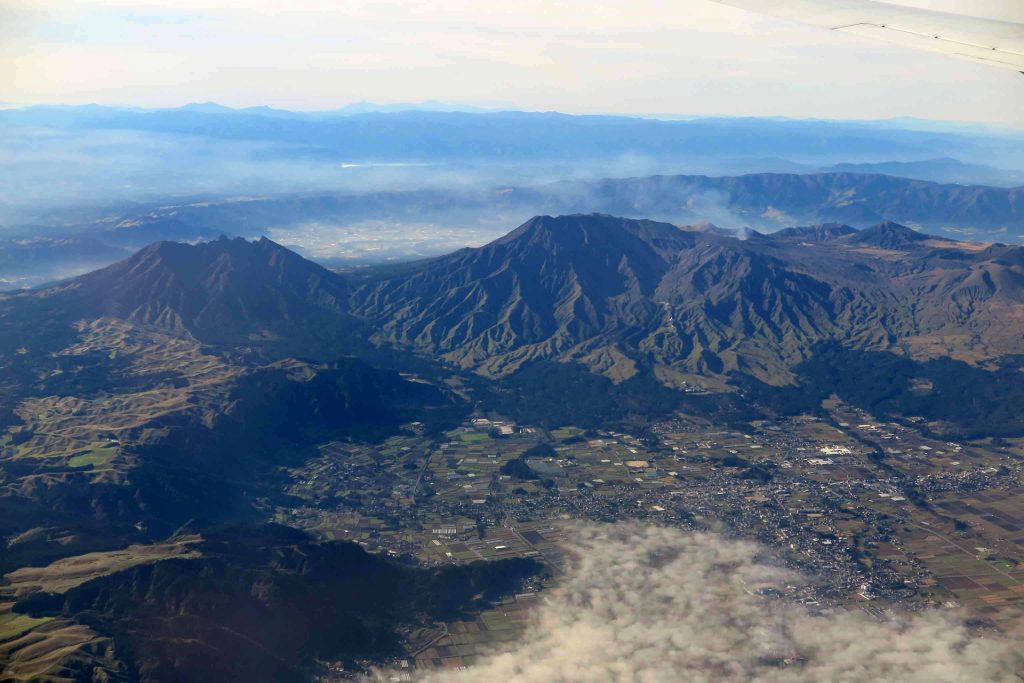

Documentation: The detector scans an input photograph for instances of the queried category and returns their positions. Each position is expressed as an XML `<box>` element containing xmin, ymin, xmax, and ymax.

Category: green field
<box><xmin>0</xmin><ymin>611</ymin><xmax>52</xmax><ymax>641</ymax></box>
<box><xmin>454</xmin><ymin>431</ymin><xmax>491</xmax><ymax>444</ymax></box>
<box><xmin>550</xmin><ymin>427</ymin><xmax>582</xmax><ymax>440</ymax></box>
<box><xmin>69</xmin><ymin>447</ymin><xmax>117</xmax><ymax>468</ymax></box>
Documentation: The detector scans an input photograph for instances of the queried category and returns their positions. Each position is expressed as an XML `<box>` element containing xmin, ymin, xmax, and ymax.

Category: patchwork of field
<box><xmin>277</xmin><ymin>398</ymin><xmax>1024</xmax><ymax>668</ymax></box>
<box><xmin>410</xmin><ymin>525</ymin><xmax>567</xmax><ymax>670</ymax></box>
<box><xmin>4</xmin><ymin>318</ymin><xmax>242</xmax><ymax>467</ymax></box>
<box><xmin>419</xmin><ymin>523</ymin><xmax>567</xmax><ymax>566</ymax></box>
<box><xmin>411</xmin><ymin>595</ymin><xmax>538</xmax><ymax>670</ymax></box>
<box><xmin>913</xmin><ymin>490</ymin><xmax>1024</xmax><ymax>626</ymax></box>
<box><xmin>4</xmin><ymin>398</ymin><xmax>1017</xmax><ymax>680</ymax></box>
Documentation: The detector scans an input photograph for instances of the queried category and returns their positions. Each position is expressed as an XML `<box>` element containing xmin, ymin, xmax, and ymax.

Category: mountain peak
<box><xmin>67</xmin><ymin>237</ymin><xmax>349</xmax><ymax>343</ymax></box>
<box><xmin>494</xmin><ymin>214</ymin><xmax>695</xmax><ymax>251</ymax></box>
<box><xmin>846</xmin><ymin>221</ymin><xmax>936</xmax><ymax>249</ymax></box>
<box><xmin>177</xmin><ymin>102</ymin><xmax>236</xmax><ymax>114</ymax></box>
<box><xmin>871</xmin><ymin>220</ymin><xmax>923</xmax><ymax>234</ymax></box>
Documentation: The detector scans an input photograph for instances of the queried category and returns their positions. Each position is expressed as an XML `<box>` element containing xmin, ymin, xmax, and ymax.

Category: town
<box><xmin>273</xmin><ymin>401</ymin><xmax>1024</xmax><ymax>675</ymax></box>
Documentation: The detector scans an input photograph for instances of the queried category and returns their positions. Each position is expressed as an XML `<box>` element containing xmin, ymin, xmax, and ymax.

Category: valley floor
<box><xmin>271</xmin><ymin>405</ymin><xmax>1024</xmax><ymax>676</ymax></box>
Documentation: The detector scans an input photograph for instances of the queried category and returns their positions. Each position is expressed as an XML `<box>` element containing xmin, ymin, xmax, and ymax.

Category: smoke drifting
<box><xmin>398</xmin><ymin>524</ymin><xmax>1022</xmax><ymax>683</ymax></box>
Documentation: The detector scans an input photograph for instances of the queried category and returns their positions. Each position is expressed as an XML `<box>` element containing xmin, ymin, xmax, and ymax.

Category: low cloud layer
<box><xmin>395</xmin><ymin>524</ymin><xmax>1022</xmax><ymax>683</ymax></box>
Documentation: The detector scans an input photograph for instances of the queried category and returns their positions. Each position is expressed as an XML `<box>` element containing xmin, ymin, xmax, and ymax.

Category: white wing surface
<box><xmin>712</xmin><ymin>0</ymin><xmax>1024</xmax><ymax>72</ymax></box>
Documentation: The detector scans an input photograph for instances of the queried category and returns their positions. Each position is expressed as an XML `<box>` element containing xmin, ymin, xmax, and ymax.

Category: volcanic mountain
<box><xmin>844</xmin><ymin>220</ymin><xmax>943</xmax><ymax>249</ymax></box>
<box><xmin>0</xmin><ymin>236</ymin><xmax>351</xmax><ymax>354</ymax></box>
<box><xmin>352</xmin><ymin>214</ymin><xmax>1024</xmax><ymax>383</ymax></box>
<box><xmin>5</xmin><ymin>215</ymin><xmax>1024</xmax><ymax>384</ymax></box>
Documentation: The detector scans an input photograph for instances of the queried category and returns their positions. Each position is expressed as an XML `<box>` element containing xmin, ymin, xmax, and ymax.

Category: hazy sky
<box><xmin>2</xmin><ymin>0</ymin><xmax>1023</xmax><ymax>125</ymax></box>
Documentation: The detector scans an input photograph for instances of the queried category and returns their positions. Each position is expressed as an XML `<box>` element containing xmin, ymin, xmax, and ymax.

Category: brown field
<box><xmin>1</xmin><ymin>536</ymin><xmax>202</xmax><ymax>599</ymax></box>
<box><xmin>4</xmin><ymin>319</ymin><xmax>242</xmax><ymax>466</ymax></box>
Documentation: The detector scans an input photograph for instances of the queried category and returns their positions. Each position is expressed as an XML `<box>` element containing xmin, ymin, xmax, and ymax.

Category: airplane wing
<box><xmin>711</xmin><ymin>0</ymin><xmax>1024</xmax><ymax>72</ymax></box>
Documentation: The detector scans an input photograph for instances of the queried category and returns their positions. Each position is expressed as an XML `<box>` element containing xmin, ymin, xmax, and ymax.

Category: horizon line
<box><xmin>3</xmin><ymin>100</ymin><xmax>1023</xmax><ymax>133</ymax></box>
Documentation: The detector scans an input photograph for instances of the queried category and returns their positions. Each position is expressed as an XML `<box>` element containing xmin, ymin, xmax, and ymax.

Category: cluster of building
<box><xmin>277</xmin><ymin>402</ymin><xmax>1024</xmax><ymax>677</ymax></box>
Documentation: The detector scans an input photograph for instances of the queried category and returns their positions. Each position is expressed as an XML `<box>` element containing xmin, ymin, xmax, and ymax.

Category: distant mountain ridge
<box><xmin>519</xmin><ymin>173</ymin><xmax>1024</xmax><ymax>238</ymax></box>
<box><xmin>4</xmin><ymin>170</ymin><xmax>1024</xmax><ymax>292</ymax></box>
<box><xmin>84</xmin><ymin>171</ymin><xmax>1024</xmax><ymax>241</ymax></box>
<box><xmin>5</xmin><ymin>105</ymin><xmax>1022</xmax><ymax>166</ymax></box>
<box><xmin>825</xmin><ymin>158</ymin><xmax>1024</xmax><ymax>188</ymax></box>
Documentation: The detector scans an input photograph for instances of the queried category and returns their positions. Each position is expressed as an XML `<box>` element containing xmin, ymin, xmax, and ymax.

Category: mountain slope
<box><xmin>73</xmin><ymin>236</ymin><xmax>348</xmax><ymax>337</ymax></box>
<box><xmin>353</xmin><ymin>215</ymin><xmax>1024</xmax><ymax>383</ymax></box>
<box><xmin>0</xmin><ymin>236</ymin><xmax>352</xmax><ymax>354</ymax></box>
<box><xmin>845</xmin><ymin>220</ymin><xmax>938</xmax><ymax>249</ymax></box>
<box><xmin>9</xmin><ymin>526</ymin><xmax>539</xmax><ymax>682</ymax></box>
<box><xmin>353</xmin><ymin>215</ymin><xmax>699</xmax><ymax>377</ymax></box>
<box><xmin>6</xmin><ymin>216</ymin><xmax>1024</xmax><ymax>386</ymax></box>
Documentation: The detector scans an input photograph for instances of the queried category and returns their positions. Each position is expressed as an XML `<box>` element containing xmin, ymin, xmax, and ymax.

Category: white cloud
<box><xmin>386</xmin><ymin>524</ymin><xmax>1023</xmax><ymax>683</ymax></box>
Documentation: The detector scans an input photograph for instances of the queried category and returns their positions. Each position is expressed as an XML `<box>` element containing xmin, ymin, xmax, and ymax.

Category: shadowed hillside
<box><xmin>353</xmin><ymin>214</ymin><xmax>1024</xmax><ymax>382</ymax></box>
<box><xmin>10</xmin><ymin>525</ymin><xmax>541</xmax><ymax>682</ymax></box>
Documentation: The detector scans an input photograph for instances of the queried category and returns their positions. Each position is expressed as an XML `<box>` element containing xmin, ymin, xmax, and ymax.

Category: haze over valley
<box><xmin>3</xmin><ymin>104</ymin><xmax>1024</xmax><ymax>290</ymax></box>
